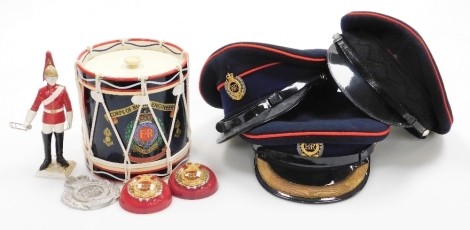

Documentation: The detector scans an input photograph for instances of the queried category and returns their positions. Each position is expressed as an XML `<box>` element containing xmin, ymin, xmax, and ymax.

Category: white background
<box><xmin>1</xmin><ymin>0</ymin><xmax>469</xmax><ymax>229</ymax></box>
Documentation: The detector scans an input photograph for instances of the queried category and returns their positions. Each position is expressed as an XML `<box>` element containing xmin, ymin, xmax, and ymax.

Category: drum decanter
<box><xmin>75</xmin><ymin>38</ymin><xmax>190</xmax><ymax>181</ymax></box>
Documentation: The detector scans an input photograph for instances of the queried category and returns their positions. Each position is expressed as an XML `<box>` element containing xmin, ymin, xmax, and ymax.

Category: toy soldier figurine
<box><xmin>22</xmin><ymin>51</ymin><xmax>73</xmax><ymax>171</ymax></box>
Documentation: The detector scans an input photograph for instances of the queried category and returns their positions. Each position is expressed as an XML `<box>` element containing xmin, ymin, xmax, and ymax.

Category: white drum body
<box><xmin>75</xmin><ymin>38</ymin><xmax>190</xmax><ymax>181</ymax></box>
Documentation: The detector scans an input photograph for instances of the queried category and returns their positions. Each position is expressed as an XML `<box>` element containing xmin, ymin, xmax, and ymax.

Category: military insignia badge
<box><xmin>127</xmin><ymin>174</ymin><xmax>163</xmax><ymax>200</ymax></box>
<box><xmin>124</xmin><ymin>110</ymin><xmax>166</xmax><ymax>163</ymax></box>
<box><xmin>103</xmin><ymin>128</ymin><xmax>114</xmax><ymax>147</ymax></box>
<box><xmin>297</xmin><ymin>143</ymin><xmax>324</xmax><ymax>158</ymax></box>
<box><xmin>175</xmin><ymin>163</ymin><xmax>210</xmax><ymax>188</ymax></box>
<box><xmin>168</xmin><ymin>162</ymin><xmax>218</xmax><ymax>200</ymax></box>
<box><xmin>61</xmin><ymin>175</ymin><xmax>120</xmax><ymax>210</ymax></box>
<box><xmin>224</xmin><ymin>73</ymin><xmax>246</xmax><ymax>100</ymax></box>
<box><xmin>119</xmin><ymin>174</ymin><xmax>172</xmax><ymax>214</ymax></box>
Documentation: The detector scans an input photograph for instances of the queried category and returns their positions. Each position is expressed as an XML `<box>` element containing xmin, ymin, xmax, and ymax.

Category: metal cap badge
<box><xmin>61</xmin><ymin>175</ymin><xmax>120</xmax><ymax>210</ymax></box>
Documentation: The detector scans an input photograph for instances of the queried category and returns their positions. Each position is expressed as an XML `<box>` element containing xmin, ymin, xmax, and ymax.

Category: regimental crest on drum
<box><xmin>224</xmin><ymin>73</ymin><xmax>246</xmax><ymax>101</ymax></box>
<box><xmin>296</xmin><ymin>143</ymin><xmax>324</xmax><ymax>158</ymax></box>
<box><xmin>125</xmin><ymin>110</ymin><xmax>165</xmax><ymax>157</ymax></box>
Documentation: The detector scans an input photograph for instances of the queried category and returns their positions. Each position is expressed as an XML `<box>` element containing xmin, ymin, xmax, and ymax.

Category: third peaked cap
<box><xmin>327</xmin><ymin>11</ymin><xmax>453</xmax><ymax>138</ymax></box>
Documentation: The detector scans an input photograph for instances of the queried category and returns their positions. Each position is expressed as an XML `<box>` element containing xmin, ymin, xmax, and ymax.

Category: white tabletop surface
<box><xmin>1</xmin><ymin>1</ymin><xmax>469</xmax><ymax>229</ymax></box>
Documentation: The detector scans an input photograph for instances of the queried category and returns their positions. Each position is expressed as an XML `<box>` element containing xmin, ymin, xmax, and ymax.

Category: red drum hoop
<box><xmin>75</xmin><ymin>38</ymin><xmax>191</xmax><ymax>181</ymax></box>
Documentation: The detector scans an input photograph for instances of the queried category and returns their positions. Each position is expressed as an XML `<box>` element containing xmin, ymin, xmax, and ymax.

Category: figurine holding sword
<box><xmin>11</xmin><ymin>51</ymin><xmax>73</xmax><ymax>172</ymax></box>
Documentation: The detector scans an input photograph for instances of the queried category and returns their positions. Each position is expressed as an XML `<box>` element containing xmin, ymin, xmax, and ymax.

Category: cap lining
<box><xmin>347</xmin><ymin>11</ymin><xmax>453</xmax><ymax>125</ymax></box>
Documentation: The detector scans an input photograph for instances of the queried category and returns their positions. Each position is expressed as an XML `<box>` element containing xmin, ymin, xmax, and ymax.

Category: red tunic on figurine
<box><xmin>30</xmin><ymin>84</ymin><xmax>72</xmax><ymax>125</ymax></box>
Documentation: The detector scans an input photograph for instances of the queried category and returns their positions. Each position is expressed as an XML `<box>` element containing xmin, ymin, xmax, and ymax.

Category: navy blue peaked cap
<box><xmin>241</xmin><ymin>89</ymin><xmax>390</xmax><ymax>145</ymax></box>
<box><xmin>199</xmin><ymin>42</ymin><xmax>331</xmax><ymax>143</ymax></box>
<box><xmin>327</xmin><ymin>11</ymin><xmax>453</xmax><ymax>139</ymax></box>
<box><xmin>241</xmin><ymin>88</ymin><xmax>390</xmax><ymax>204</ymax></box>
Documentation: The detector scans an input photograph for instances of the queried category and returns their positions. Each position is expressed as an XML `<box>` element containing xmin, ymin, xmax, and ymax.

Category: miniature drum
<box><xmin>75</xmin><ymin>38</ymin><xmax>190</xmax><ymax>181</ymax></box>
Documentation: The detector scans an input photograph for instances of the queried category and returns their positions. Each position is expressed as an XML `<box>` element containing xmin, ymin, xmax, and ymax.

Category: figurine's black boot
<box><xmin>39</xmin><ymin>132</ymin><xmax>53</xmax><ymax>170</ymax></box>
<box><xmin>54</xmin><ymin>132</ymin><xmax>69</xmax><ymax>168</ymax></box>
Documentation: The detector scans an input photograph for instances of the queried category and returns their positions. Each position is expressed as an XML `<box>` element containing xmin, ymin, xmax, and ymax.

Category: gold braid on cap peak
<box><xmin>44</xmin><ymin>65</ymin><xmax>58</xmax><ymax>78</ymax></box>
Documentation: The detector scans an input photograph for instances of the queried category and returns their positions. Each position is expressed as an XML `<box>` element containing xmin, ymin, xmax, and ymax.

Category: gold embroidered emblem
<box><xmin>169</xmin><ymin>110</ymin><xmax>181</xmax><ymax>138</ymax></box>
<box><xmin>174</xmin><ymin>119</ymin><xmax>181</xmax><ymax>138</ymax></box>
<box><xmin>297</xmin><ymin>143</ymin><xmax>324</xmax><ymax>158</ymax></box>
<box><xmin>224</xmin><ymin>73</ymin><xmax>246</xmax><ymax>100</ymax></box>
<box><xmin>256</xmin><ymin>158</ymin><xmax>368</xmax><ymax>199</ymax></box>
<box><xmin>176</xmin><ymin>163</ymin><xmax>210</xmax><ymax>189</ymax></box>
<box><xmin>127</xmin><ymin>174</ymin><xmax>162</xmax><ymax>200</ymax></box>
<box><xmin>103</xmin><ymin>128</ymin><xmax>114</xmax><ymax>147</ymax></box>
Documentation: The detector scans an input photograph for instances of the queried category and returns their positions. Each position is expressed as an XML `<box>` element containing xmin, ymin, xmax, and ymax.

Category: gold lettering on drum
<box><xmin>105</xmin><ymin>101</ymin><xmax>176</xmax><ymax>121</ymax></box>
<box><xmin>150</xmin><ymin>101</ymin><xmax>175</xmax><ymax>111</ymax></box>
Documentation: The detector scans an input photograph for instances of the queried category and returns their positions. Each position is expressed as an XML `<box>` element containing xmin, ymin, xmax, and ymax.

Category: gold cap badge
<box><xmin>297</xmin><ymin>143</ymin><xmax>324</xmax><ymax>158</ymax></box>
<box><xmin>224</xmin><ymin>73</ymin><xmax>246</xmax><ymax>100</ymax></box>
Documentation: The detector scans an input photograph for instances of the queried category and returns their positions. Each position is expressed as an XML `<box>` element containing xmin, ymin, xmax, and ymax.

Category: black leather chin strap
<box><xmin>255</xmin><ymin>144</ymin><xmax>374</xmax><ymax>169</ymax></box>
<box><xmin>333</xmin><ymin>34</ymin><xmax>429</xmax><ymax>139</ymax></box>
<box><xmin>216</xmin><ymin>73</ymin><xmax>326</xmax><ymax>133</ymax></box>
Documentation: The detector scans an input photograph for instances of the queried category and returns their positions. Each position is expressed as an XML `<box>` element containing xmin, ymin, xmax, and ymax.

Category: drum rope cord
<box><xmin>164</xmin><ymin>65</ymin><xmax>184</xmax><ymax>174</ymax></box>
<box><xmin>74</xmin><ymin>71</ymin><xmax>94</xmax><ymax>172</ymax></box>
<box><xmin>81</xmin><ymin>40</ymin><xmax>182</xmax><ymax>62</ymax></box>
<box><xmin>124</xmin><ymin>104</ymin><xmax>146</xmax><ymax>179</ymax></box>
<box><xmin>180</xmin><ymin>63</ymin><xmax>192</xmax><ymax>148</ymax></box>
<box><xmin>87</xmin><ymin>75</ymin><xmax>132</xmax><ymax>180</ymax></box>
<box><xmin>77</xmin><ymin>68</ymin><xmax>189</xmax><ymax>91</ymax></box>
<box><xmin>96</xmin><ymin>76</ymin><xmax>133</xmax><ymax>178</ymax></box>
<box><xmin>86</xmin><ymin>75</ymin><xmax>103</xmax><ymax>172</ymax></box>
<box><xmin>182</xmin><ymin>90</ymin><xmax>191</xmax><ymax>145</ymax></box>
<box><xmin>123</xmin><ymin>79</ymin><xmax>144</xmax><ymax>180</ymax></box>
<box><xmin>86</xmin><ymin>146</ymin><xmax>190</xmax><ymax>181</ymax></box>
<box><xmin>141</xmin><ymin>75</ymin><xmax>175</xmax><ymax>176</ymax></box>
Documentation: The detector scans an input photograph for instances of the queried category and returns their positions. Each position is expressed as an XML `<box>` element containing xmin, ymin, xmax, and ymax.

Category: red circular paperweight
<box><xmin>168</xmin><ymin>162</ymin><xmax>218</xmax><ymax>200</ymax></box>
<box><xmin>119</xmin><ymin>174</ymin><xmax>172</xmax><ymax>214</ymax></box>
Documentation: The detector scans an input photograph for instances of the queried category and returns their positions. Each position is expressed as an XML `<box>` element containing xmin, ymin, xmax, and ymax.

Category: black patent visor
<box><xmin>215</xmin><ymin>74</ymin><xmax>325</xmax><ymax>143</ymax></box>
<box><xmin>255</xmin><ymin>144</ymin><xmax>373</xmax><ymax>169</ymax></box>
<box><xmin>326</xmin><ymin>35</ymin><xmax>429</xmax><ymax>138</ymax></box>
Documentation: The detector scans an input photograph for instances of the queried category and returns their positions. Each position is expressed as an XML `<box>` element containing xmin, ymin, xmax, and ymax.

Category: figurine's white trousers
<box><xmin>42</xmin><ymin>123</ymin><xmax>65</xmax><ymax>134</ymax></box>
